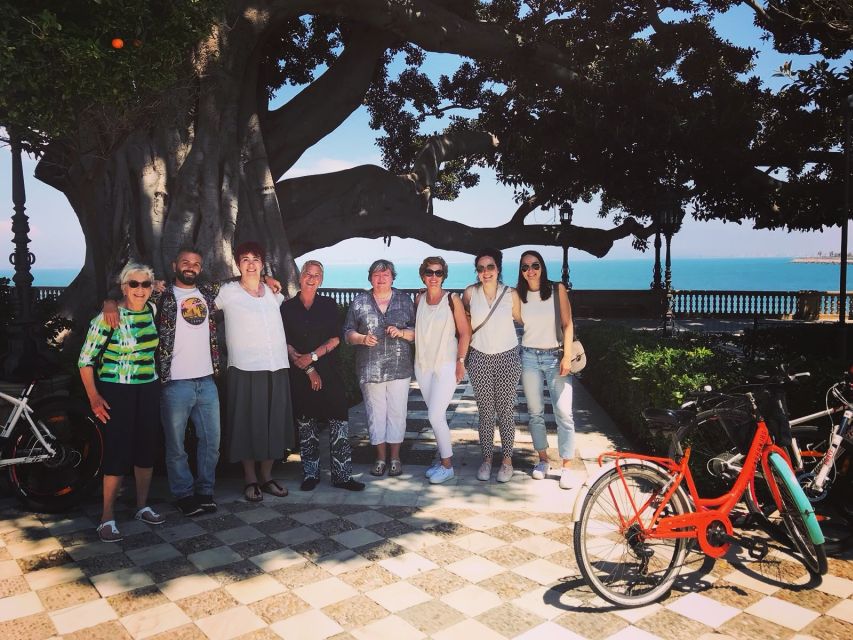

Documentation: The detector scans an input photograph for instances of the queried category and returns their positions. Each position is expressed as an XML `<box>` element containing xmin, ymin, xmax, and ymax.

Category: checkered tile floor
<box><xmin>0</xmin><ymin>381</ymin><xmax>850</xmax><ymax>639</ymax></box>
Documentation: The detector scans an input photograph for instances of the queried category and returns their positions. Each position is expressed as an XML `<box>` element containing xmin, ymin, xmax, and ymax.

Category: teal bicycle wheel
<box><xmin>766</xmin><ymin>452</ymin><xmax>827</xmax><ymax>575</ymax></box>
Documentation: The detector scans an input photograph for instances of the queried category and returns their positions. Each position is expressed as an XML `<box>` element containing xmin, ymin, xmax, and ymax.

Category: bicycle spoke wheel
<box><xmin>671</xmin><ymin>412</ymin><xmax>742</xmax><ymax>498</ymax></box>
<box><xmin>574</xmin><ymin>464</ymin><xmax>690</xmax><ymax>607</ymax></box>
<box><xmin>766</xmin><ymin>456</ymin><xmax>828</xmax><ymax>575</ymax></box>
<box><xmin>7</xmin><ymin>398</ymin><xmax>103</xmax><ymax>512</ymax></box>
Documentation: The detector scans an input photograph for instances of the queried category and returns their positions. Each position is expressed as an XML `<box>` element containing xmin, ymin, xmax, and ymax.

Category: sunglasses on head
<box><xmin>520</xmin><ymin>262</ymin><xmax>541</xmax><ymax>273</ymax></box>
<box><xmin>126</xmin><ymin>280</ymin><xmax>153</xmax><ymax>289</ymax></box>
<box><xmin>424</xmin><ymin>268</ymin><xmax>444</xmax><ymax>278</ymax></box>
<box><xmin>476</xmin><ymin>263</ymin><xmax>497</xmax><ymax>273</ymax></box>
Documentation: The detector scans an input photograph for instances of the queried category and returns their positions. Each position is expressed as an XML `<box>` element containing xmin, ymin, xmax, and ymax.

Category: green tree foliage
<box><xmin>0</xmin><ymin>0</ymin><xmax>220</xmax><ymax>153</ymax></box>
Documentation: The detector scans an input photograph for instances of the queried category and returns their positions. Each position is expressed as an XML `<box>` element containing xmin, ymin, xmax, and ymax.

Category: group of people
<box><xmin>344</xmin><ymin>250</ymin><xmax>577</xmax><ymax>489</ymax></box>
<box><xmin>78</xmin><ymin>244</ymin><xmax>577</xmax><ymax>543</ymax></box>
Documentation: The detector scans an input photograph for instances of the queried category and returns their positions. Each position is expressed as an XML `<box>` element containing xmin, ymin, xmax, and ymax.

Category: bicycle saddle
<box><xmin>641</xmin><ymin>408</ymin><xmax>695</xmax><ymax>429</ymax></box>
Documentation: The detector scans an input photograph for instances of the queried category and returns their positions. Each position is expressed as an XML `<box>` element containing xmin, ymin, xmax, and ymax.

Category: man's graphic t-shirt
<box><xmin>170</xmin><ymin>286</ymin><xmax>214</xmax><ymax>380</ymax></box>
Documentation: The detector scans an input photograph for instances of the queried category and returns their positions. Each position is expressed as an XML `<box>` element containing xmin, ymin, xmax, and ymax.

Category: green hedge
<box><xmin>578</xmin><ymin>323</ymin><xmax>843</xmax><ymax>453</ymax></box>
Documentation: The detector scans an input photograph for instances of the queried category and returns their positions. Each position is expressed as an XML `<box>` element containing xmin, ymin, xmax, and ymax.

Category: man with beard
<box><xmin>105</xmin><ymin>247</ymin><xmax>279</xmax><ymax>516</ymax></box>
<box><xmin>153</xmin><ymin>248</ymin><xmax>224</xmax><ymax>516</ymax></box>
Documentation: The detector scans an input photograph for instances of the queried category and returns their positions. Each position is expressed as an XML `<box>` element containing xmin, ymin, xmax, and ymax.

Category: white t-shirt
<box><xmin>214</xmin><ymin>282</ymin><xmax>289</xmax><ymax>372</ymax></box>
<box><xmin>170</xmin><ymin>286</ymin><xmax>215</xmax><ymax>380</ymax></box>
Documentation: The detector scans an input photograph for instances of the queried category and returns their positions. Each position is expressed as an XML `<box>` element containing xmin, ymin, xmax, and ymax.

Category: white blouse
<box><xmin>520</xmin><ymin>290</ymin><xmax>561</xmax><ymax>349</ymax></box>
<box><xmin>468</xmin><ymin>285</ymin><xmax>518</xmax><ymax>354</ymax></box>
<box><xmin>415</xmin><ymin>292</ymin><xmax>457</xmax><ymax>372</ymax></box>
<box><xmin>214</xmin><ymin>282</ymin><xmax>289</xmax><ymax>371</ymax></box>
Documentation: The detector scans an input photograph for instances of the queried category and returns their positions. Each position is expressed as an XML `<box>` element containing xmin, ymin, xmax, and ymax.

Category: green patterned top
<box><xmin>78</xmin><ymin>305</ymin><xmax>159</xmax><ymax>384</ymax></box>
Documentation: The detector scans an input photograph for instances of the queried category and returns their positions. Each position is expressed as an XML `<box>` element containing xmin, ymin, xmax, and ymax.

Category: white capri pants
<box><xmin>361</xmin><ymin>377</ymin><xmax>411</xmax><ymax>445</ymax></box>
<box><xmin>415</xmin><ymin>362</ymin><xmax>456</xmax><ymax>460</ymax></box>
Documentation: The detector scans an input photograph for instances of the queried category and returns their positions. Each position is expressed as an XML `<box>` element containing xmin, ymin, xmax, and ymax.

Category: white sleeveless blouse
<box><xmin>469</xmin><ymin>285</ymin><xmax>518</xmax><ymax>354</ymax></box>
<box><xmin>520</xmin><ymin>290</ymin><xmax>561</xmax><ymax>349</ymax></box>
<box><xmin>415</xmin><ymin>292</ymin><xmax>458</xmax><ymax>372</ymax></box>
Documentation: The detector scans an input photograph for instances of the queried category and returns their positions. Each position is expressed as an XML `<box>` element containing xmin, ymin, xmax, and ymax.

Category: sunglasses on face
<box><xmin>476</xmin><ymin>264</ymin><xmax>497</xmax><ymax>273</ymax></box>
<box><xmin>424</xmin><ymin>269</ymin><xmax>444</xmax><ymax>278</ymax></box>
<box><xmin>520</xmin><ymin>262</ymin><xmax>541</xmax><ymax>273</ymax></box>
<box><xmin>125</xmin><ymin>280</ymin><xmax>153</xmax><ymax>289</ymax></box>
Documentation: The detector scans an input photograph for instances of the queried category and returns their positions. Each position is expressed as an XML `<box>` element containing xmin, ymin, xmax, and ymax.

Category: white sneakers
<box><xmin>425</xmin><ymin>461</ymin><xmax>442</xmax><ymax>479</ymax></box>
<box><xmin>496</xmin><ymin>463</ymin><xmax>514</xmax><ymax>483</ymax></box>
<box><xmin>531</xmin><ymin>461</ymin><xmax>550</xmax><ymax>480</ymax></box>
<box><xmin>477</xmin><ymin>461</ymin><xmax>492</xmax><ymax>481</ymax></box>
<box><xmin>430</xmin><ymin>466</ymin><xmax>455</xmax><ymax>484</ymax></box>
<box><xmin>559</xmin><ymin>468</ymin><xmax>580</xmax><ymax>490</ymax></box>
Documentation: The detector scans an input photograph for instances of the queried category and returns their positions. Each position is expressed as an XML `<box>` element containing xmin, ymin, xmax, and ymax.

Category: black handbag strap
<box><xmin>94</xmin><ymin>327</ymin><xmax>116</xmax><ymax>372</ymax></box>
<box><xmin>471</xmin><ymin>285</ymin><xmax>508</xmax><ymax>335</ymax></box>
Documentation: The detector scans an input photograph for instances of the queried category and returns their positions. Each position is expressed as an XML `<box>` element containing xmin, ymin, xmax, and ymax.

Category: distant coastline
<box><xmin>792</xmin><ymin>257</ymin><xmax>847</xmax><ymax>264</ymax></box>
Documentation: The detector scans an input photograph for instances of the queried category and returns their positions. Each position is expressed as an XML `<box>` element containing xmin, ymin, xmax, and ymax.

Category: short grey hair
<box><xmin>368</xmin><ymin>259</ymin><xmax>396</xmax><ymax>280</ymax></box>
<box><xmin>300</xmin><ymin>260</ymin><xmax>324</xmax><ymax>276</ymax></box>
<box><xmin>118</xmin><ymin>262</ymin><xmax>155</xmax><ymax>285</ymax></box>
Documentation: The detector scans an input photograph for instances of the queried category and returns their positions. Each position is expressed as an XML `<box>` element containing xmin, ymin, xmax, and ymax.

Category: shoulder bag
<box><xmin>552</xmin><ymin>283</ymin><xmax>586</xmax><ymax>374</ymax></box>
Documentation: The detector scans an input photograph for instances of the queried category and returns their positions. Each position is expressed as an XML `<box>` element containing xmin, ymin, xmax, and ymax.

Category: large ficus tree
<box><xmin>0</xmin><ymin>0</ymin><xmax>849</xmax><ymax>322</ymax></box>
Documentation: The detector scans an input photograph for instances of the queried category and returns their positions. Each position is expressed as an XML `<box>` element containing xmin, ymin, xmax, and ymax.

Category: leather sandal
<box><xmin>389</xmin><ymin>459</ymin><xmax>403</xmax><ymax>477</ymax></box>
<box><xmin>244</xmin><ymin>482</ymin><xmax>263</xmax><ymax>502</ymax></box>
<box><xmin>371</xmin><ymin>460</ymin><xmax>387</xmax><ymax>476</ymax></box>
<box><xmin>260</xmin><ymin>479</ymin><xmax>288</xmax><ymax>497</ymax></box>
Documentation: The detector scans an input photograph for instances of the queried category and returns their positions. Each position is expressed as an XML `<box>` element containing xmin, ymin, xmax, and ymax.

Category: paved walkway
<box><xmin>0</xmin><ymin>380</ymin><xmax>851</xmax><ymax>640</ymax></box>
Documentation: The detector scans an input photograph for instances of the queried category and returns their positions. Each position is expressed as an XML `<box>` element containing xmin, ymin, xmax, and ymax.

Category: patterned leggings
<box><xmin>467</xmin><ymin>347</ymin><xmax>522</xmax><ymax>460</ymax></box>
<box><xmin>297</xmin><ymin>417</ymin><xmax>353</xmax><ymax>484</ymax></box>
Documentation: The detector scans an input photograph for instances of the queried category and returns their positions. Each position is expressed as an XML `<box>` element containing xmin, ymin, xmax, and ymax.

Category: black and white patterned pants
<box><xmin>467</xmin><ymin>346</ymin><xmax>522</xmax><ymax>460</ymax></box>
<box><xmin>297</xmin><ymin>417</ymin><xmax>353</xmax><ymax>484</ymax></box>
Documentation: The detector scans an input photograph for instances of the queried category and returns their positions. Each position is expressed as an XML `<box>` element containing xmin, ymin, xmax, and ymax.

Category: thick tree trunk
<box><xmin>36</xmin><ymin>8</ymin><xmax>301</xmax><ymax>330</ymax></box>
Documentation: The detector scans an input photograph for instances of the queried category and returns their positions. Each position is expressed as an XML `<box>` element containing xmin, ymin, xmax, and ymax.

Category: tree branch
<box><xmin>263</xmin><ymin>24</ymin><xmax>394</xmax><ymax>179</ymax></box>
<box><xmin>409</xmin><ymin>130</ymin><xmax>499</xmax><ymax>193</ymax></box>
<box><xmin>269</xmin><ymin>0</ymin><xmax>582</xmax><ymax>87</ymax></box>
<box><xmin>276</xmin><ymin>164</ymin><xmax>648</xmax><ymax>257</ymax></box>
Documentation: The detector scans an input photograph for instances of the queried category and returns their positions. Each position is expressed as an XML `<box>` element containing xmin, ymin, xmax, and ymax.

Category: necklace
<box><xmin>373</xmin><ymin>292</ymin><xmax>392</xmax><ymax>304</ymax></box>
<box><xmin>240</xmin><ymin>280</ymin><xmax>263</xmax><ymax>297</ymax></box>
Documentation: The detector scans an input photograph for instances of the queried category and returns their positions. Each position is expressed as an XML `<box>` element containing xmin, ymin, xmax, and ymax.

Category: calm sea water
<box><xmin>2</xmin><ymin>257</ymin><xmax>848</xmax><ymax>291</ymax></box>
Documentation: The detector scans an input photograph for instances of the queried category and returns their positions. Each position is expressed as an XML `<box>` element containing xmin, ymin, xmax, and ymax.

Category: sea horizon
<box><xmin>3</xmin><ymin>256</ymin><xmax>849</xmax><ymax>292</ymax></box>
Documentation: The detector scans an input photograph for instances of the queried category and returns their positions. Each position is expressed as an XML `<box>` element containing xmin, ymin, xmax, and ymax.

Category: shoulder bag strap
<box><xmin>94</xmin><ymin>326</ymin><xmax>116</xmax><ymax>372</ymax></box>
<box><xmin>471</xmin><ymin>285</ymin><xmax>508</xmax><ymax>335</ymax></box>
<box><xmin>552</xmin><ymin>282</ymin><xmax>563</xmax><ymax>346</ymax></box>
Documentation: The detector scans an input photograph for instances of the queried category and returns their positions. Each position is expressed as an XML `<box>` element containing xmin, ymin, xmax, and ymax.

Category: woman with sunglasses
<box><xmin>414</xmin><ymin>257</ymin><xmax>472</xmax><ymax>484</ymax></box>
<box><xmin>79</xmin><ymin>262</ymin><xmax>164</xmax><ymax>542</ymax></box>
<box><xmin>516</xmin><ymin>250</ymin><xmax>577</xmax><ymax>489</ymax></box>
<box><xmin>462</xmin><ymin>248</ymin><xmax>522</xmax><ymax>483</ymax></box>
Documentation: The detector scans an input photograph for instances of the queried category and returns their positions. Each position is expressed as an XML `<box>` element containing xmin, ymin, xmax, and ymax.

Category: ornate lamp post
<box><xmin>650</xmin><ymin>214</ymin><xmax>663</xmax><ymax>290</ymax></box>
<box><xmin>659</xmin><ymin>198</ymin><xmax>684</xmax><ymax>332</ymax></box>
<box><xmin>841</xmin><ymin>93</ymin><xmax>853</xmax><ymax>367</ymax></box>
<box><xmin>559</xmin><ymin>204</ymin><xmax>573</xmax><ymax>289</ymax></box>
<box><xmin>2</xmin><ymin>132</ymin><xmax>50</xmax><ymax>381</ymax></box>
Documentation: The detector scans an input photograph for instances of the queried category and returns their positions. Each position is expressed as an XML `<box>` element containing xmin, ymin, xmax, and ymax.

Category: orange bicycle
<box><xmin>572</xmin><ymin>391</ymin><xmax>827</xmax><ymax>607</ymax></box>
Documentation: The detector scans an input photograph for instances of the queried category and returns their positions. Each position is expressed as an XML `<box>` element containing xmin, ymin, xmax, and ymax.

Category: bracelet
<box><xmin>305</xmin><ymin>366</ymin><xmax>315</xmax><ymax>374</ymax></box>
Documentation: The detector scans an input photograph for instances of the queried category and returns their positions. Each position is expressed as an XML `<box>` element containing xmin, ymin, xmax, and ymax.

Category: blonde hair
<box><xmin>300</xmin><ymin>260</ymin><xmax>324</xmax><ymax>276</ymax></box>
<box><xmin>118</xmin><ymin>262</ymin><xmax>155</xmax><ymax>285</ymax></box>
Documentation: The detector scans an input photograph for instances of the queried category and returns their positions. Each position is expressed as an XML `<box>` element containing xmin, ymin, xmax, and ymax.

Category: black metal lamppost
<box><xmin>659</xmin><ymin>198</ymin><xmax>683</xmax><ymax>332</ymax></box>
<box><xmin>2</xmin><ymin>132</ymin><xmax>49</xmax><ymax>382</ymax></box>
<box><xmin>840</xmin><ymin>93</ymin><xmax>853</xmax><ymax>367</ymax></box>
<box><xmin>650</xmin><ymin>216</ymin><xmax>664</xmax><ymax>290</ymax></box>
<box><xmin>559</xmin><ymin>204</ymin><xmax>573</xmax><ymax>289</ymax></box>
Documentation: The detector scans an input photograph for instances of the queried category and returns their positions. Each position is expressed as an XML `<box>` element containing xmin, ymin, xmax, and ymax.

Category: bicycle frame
<box><xmin>599</xmin><ymin>418</ymin><xmax>789</xmax><ymax>559</ymax></box>
<box><xmin>0</xmin><ymin>382</ymin><xmax>58</xmax><ymax>467</ymax></box>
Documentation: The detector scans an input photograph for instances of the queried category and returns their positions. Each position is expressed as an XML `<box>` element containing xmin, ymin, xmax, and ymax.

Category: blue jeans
<box><xmin>520</xmin><ymin>347</ymin><xmax>575</xmax><ymax>461</ymax></box>
<box><xmin>161</xmin><ymin>376</ymin><xmax>220</xmax><ymax>498</ymax></box>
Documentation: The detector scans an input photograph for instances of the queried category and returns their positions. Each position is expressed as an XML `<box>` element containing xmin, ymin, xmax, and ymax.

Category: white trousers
<box><xmin>415</xmin><ymin>362</ymin><xmax>457</xmax><ymax>460</ymax></box>
<box><xmin>361</xmin><ymin>377</ymin><xmax>411</xmax><ymax>445</ymax></box>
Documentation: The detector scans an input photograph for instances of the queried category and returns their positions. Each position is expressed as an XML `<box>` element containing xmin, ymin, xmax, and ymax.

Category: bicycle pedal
<box><xmin>746</xmin><ymin>537</ymin><xmax>769</xmax><ymax>561</ymax></box>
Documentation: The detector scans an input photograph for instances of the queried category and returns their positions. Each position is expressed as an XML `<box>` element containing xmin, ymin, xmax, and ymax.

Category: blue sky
<box><xmin>0</xmin><ymin>5</ymin><xmax>845</xmax><ymax>269</ymax></box>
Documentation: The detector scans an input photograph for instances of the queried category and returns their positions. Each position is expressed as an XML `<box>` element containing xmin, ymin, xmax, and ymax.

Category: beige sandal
<box><xmin>389</xmin><ymin>459</ymin><xmax>402</xmax><ymax>477</ymax></box>
<box><xmin>371</xmin><ymin>460</ymin><xmax>387</xmax><ymax>476</ymax></box>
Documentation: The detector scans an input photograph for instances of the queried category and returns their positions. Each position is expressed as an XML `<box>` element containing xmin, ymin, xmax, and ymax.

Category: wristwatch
<box><xmin>310</xmin><ymin>351</ymin><xmax>319</xmax><ymax>362</ymax></box>
<box><xmin>457</xmin><ymin>357</ymin><xmax>465</xmax><ymax>364</ymax></box>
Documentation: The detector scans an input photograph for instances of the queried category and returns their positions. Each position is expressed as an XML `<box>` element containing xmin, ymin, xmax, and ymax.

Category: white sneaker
<box><xmin>531</xmin><ymin>461</ymin><xmax>550</xmax><ymax>480</ymax></box>
<box><xmin>425</xmin><ymin>461</ymin><xmax>442</xmax><ymax>478</ymax></box>
<box><xmin>430</xmin><ymin>466</ymin><xmax>455</xmax><ymax>484</ymax></box>
<box><xmin>477</xmin><ymin>461</ymin><xmax>492</xmax><ymax>481</ymax></box>
<box><xmin>559</xmin><ymin>468</ymin><xmax>580</xmax><ymax>490</ymax></box>
<box><xmin>496</xmin><ymin>463</ymin><xmax>514</xmax><ymax>483</ymax></box>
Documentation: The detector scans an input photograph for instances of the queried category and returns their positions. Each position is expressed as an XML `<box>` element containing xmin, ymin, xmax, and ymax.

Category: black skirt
<box><xmin>224</xmin><ymin>367</ymin><xmax>295</xmax><ymax>463</ymax></box>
